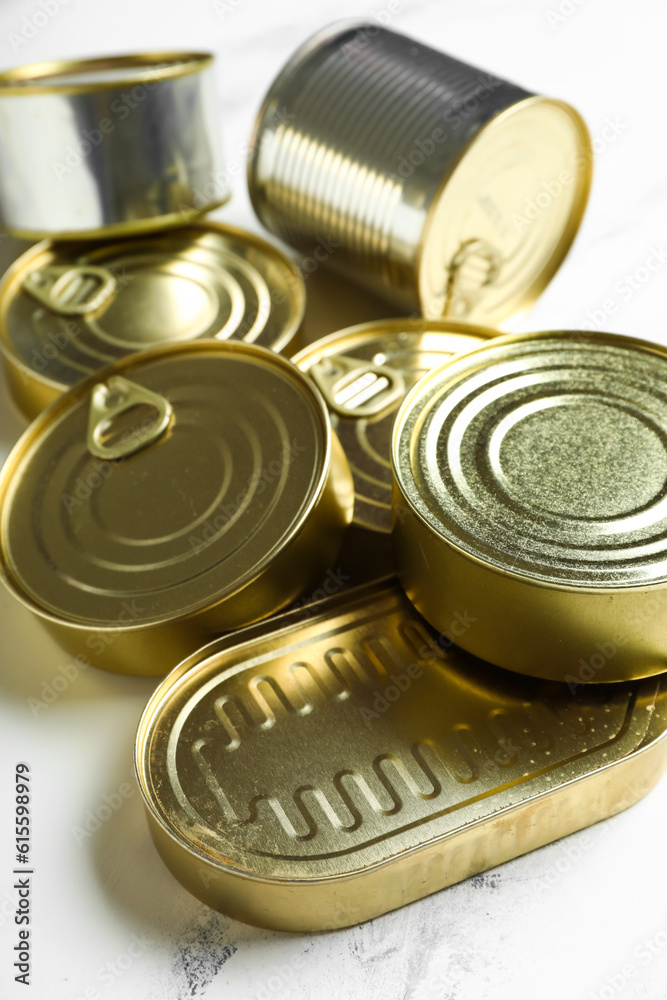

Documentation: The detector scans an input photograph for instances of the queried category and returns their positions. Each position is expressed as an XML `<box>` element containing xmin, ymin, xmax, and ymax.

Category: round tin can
<box><xmin>293</xmin><ymin>318</ymin><xmax>495</xmax><ymax>533</ymax></box>
<box><xmin>135</xmin><ymin>579</ymin><xmax>667</xmax><ymax>931</ymax></box>
<box><xmin>392</xmin><ymin>330</ymin><xmax>667</xmax><ymax>684</ymax></box>
<box><xmin>0</xmin><ymin>222</ymin><xmax>305</xmax><ymax>420</ymax></box>
<box><xmin>248</xmin><ymin>22</ymin><xmax>592</xmax><ymax>328</ymax></box>
<box><xmin>0</xmin><ymin>52</ymin><xmax>227</xmax><ymax>239</ymax></box>
<box><xmin>0</xmin><ymin>341</ymin><xmax>353</xmax><ymax>675</ymax></box>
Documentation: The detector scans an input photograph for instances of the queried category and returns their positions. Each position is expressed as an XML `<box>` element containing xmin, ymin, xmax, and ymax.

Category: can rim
<box><xmin>0</xmin><ymin>340</ymin><xmax>332</xmax><ymax>632</ymax></box>
<box><xmin>291</xmin><ymin>316</ymin><xmax>500</xmax><ymax>367</ymax></box>
<box><xmin>0</xmin><ymin>220</ymin><xmax>307</xmax><ymax>398</ymax></box>
<box><xmin>391</xmin><ymin>328</ymin><xmax>667</xmax><ymax>596</ymax></box>
<box><xmin>417</xmin><ymin>96</ymin><xmax>593</xmax><ymax>327</ymax></box>
<box><xmin>1</xmin><ymin>199</ymin><xmax>230</xmax><ymax>242</ymax></box>
<box><xmin>0</xmin><ymin>51</ymin><xmax>214</xmax><ymax>97</ymax></box>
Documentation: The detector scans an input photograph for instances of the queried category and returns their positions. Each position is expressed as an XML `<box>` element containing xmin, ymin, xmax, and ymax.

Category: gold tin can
<box><xmin>0</xmin><ymin>341</ymin><xmax>353</xmax><ymax>676</ymax></box>
<box><xmin>0</xmin><ymin>222</ymin><xmax>306</xmax><ymax>420</ymax></box>
<box><xmin>392</xmin><ymin>331</ymin><xmax>667</xmax><ymax>685</ymax></box>
<box><xmin>248</xmin><ymin>22</ymin><xmax>592</xmax><ymax>327</ymax></box>
<box><xmin>135</xmin><ymin>580</ymin><xmax>667</xmax><ymax>931</ymax></box>
<box><xmin>293</xmin><ymin>318</ymin><xmax>495</xmax><ymax>533</ymax></box>
<box><xmin>0</xmin><ymin>52</ymin><xmax>228</xmax><ymax>240</ymax></box>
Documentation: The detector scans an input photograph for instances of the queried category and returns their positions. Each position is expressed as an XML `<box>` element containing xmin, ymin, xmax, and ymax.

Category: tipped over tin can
<box><xmin>392</xmin><ymin>330</ymin><xmax>667</xmax><ymax>684</ymax></box>
<box><xmin>0</xmin><ymin>222</ymin><xmax>306</xmax><ymax>419</ymax></box>
<box><xmin>136</xmin><ymin>579</ymin><xmax>667</xmax><ymax>931</ymax></box>
<box><xmin>248</xmin><ymin>22</ymin><xmax>592</xmax><ymax>328</ymax></box>
<box><xmin>0</xmin><ymin>52</ymin><xmax>227</xmax><ymax>239</ymax></box>
<box><xmin>294</xmin><ymin>318</ymin><xmax>495</xmax><ymax>533</ymax></box>
<box><xmin>0</xmin><ymin>341</ymin><xmax>353</xmax><ymax>675</ymax></box>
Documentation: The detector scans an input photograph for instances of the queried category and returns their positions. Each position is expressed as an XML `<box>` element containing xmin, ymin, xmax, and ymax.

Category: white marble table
<box><xmin>0</xmin><ymin>1</ymin><xmax>666</xmax><ymax>998</ymax></box>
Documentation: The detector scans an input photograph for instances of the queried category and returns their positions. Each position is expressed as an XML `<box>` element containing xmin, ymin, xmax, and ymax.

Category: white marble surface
<box><xmin>0</xmin><ymin>1</ymin><xmax>666</xmax><ymax>998</ymax></box>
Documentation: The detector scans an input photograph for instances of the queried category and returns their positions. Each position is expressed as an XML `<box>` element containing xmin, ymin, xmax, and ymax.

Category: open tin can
<box><xmin>0</xmin><ymin>52</ymin><xmax>227</xmax><ymax>239</ymax></box>
<box><xmin>0</xmin><ymin>341</ymin><xmax>353</xmax><ymax>675</ymax></box>
<box><xmin>135</xmin><ymin>580</ymin><xmax>667</xmax><ymax>931</ymax></box>
<box><xmin>392</xmin><ymin>331</ymin><xmax>667</xmax><ymax>684</ymax></box>
<box><xmin>248</xmin><ymin>22</ymin><xmax>592</xmax><ymax>327</ymax></box>
<box><xmin>0</xmin><ymin>222</ymin><xmax>305</xmax><ymax>419</ymax></box>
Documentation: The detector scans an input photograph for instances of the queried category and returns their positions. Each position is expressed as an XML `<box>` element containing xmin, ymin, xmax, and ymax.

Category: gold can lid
<box><xmin>0</xmin><ymin>221</ymin><xmax>305</xmax><ymax>410</ymax></box>
<box><xmin>393</xmin><ymin>330</ymin><xmax>667</xmax><ymax>589</ymax></box>
<box><xmin>0</xmin><ymin>341</ymin><xmax>348</xmax><ymax>632</ymax></box>
<box><xmin>420</xmin><ymin>98</ymin><xmax>592</xmax><ymax>326</ymax></box>
<box><xmin>293</xmin><ymin>319</ymin><xmax>495</xmax><ymax>533</ymax></box>
<box><xmin>135</xmin><ymin>579</ymin><xmax>667</xmax><ymax>931</ymax></box>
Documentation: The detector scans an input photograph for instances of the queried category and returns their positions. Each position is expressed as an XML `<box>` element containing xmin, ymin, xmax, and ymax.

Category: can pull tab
<box><xmin>24</xmin><ymin>265</ymin><xmax>116</xmax><ymax>316</ymax></box>
<box><xmin>87</xmin><ymin>376</ymin><xmax>174</xmax><ymax>461</ymax></box>
<box><xmin>444</xmin><ymin>238</ymin><xmax>501</xmax><ymax>316</ymax></box>
<box><xmin>309</xmin><ymin>355</ymin><xmax>405</xmax><ymax>419</ymax></box>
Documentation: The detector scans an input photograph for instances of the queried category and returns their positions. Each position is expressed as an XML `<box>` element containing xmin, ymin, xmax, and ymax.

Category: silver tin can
<box><xmin>0</xmin><ymin>52</ymin><xmax>228</xmax><ymax>240</ymax></box>
<box><xmin>248</xmin><ymin>22</ymin><xmax>592</xmax><ymax>328</ymax></box>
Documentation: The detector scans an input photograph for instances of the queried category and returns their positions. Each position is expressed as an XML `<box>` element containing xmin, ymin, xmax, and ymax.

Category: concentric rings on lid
<box><xmin>392</xmin><ymin>330</ymin><xmax>667</xmax><ymax>682</ymax></box>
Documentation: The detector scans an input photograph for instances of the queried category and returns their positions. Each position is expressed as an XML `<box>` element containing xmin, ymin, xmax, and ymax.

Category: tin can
<box><xmin>294</xmin><ymin>318</ymin><xmax>495</xmax><ymax>533</ymax></box>
<box><xmin>392</xmin><ymin>330</ymin><xmax>667</xmax><ymax>684</ymax></box>
<box><xmin>0</xmin><ymin>222</ymin><xmax>306</xmax><ymax>420</ymax></box>
<box><xmin>248</xmin><ymin>22</ymin><xmax>592</xmax><ymax>328</ymax></box>
<box><xmin>135</xmin><ymin>579</ymin><xmax>667</xmax><ymax>931</ymax></box>
<box><xmin>0</xmin><ymin>52</ymin><xmax>227</xmax><ymax>239</ymax></box>
<box><xmin>0</xmin><ymin>341</ymin><xmax>353</xmax><ymax>675</ymax></box>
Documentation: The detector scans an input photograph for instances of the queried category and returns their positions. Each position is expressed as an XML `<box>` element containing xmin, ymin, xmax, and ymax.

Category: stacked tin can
<box><xmin>0</xmin><ymin>23</ymin><xmax>665</xmax><ymax>933</ymax></box>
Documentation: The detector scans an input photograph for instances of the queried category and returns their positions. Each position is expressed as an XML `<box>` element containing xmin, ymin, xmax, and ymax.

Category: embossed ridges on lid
<box><xmin>0</xmin><ymin>340</ymin><xmax>353</xmax><ymax>674</ymax></box>
<box><xmin>0</xmin><ymin>222</ymin><xmax>305</xmax><ymax>420</ymax></box>
<box><xmin>391</xmin><ymin>330</ymin><xmax>667</xmax><ymax>682</ymax></box>
<box><xmin>135</xmin><ymin>581</ymin><xmax>667</xmax><ymax>930</ymax></box>
<box><xmin>294</xmin><ymin>318</ymin><xmax>494</xmax><ymax>533</ymax></box>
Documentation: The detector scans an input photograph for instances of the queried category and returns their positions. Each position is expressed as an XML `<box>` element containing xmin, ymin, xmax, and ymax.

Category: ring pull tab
<box><xmin>443</xmin><ymin>238</ymin><xmax>502</xmax><ymax>317</ymax></box>
<box><xmin>87</xmin><ymin>376</ymin><xmax>174</xmax><ymax>461</ymax></box>
<box><xmin>24</xmin><ymin>264</ymin><xmax>116</xmax><ymax>316</ymax></box>
<box><xmin>309</xmin><ymin>355</ymin><xmax>405</xmax><ymax>419</ymax></box>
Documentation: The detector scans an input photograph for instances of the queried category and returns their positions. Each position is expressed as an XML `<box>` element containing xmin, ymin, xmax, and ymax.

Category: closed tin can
<box><xmin>294</xmin><ymin>318</ymin><xmax>495</xmax><ymax>533</ymax></box>
<box><xmin>135</xmin><ymin>580</ymin><xmax>667</xmax><ymax>931</ymax></box>
<box><xmin>248</xmin><ymin>22</ymin><xmax>592</xmax><ymax>327</ymax></box>
<box><xmin>392</xmin><ymin>331</ymin><xmax>667</xmax><ymax>684</ymax></box>
<box><xmin>0</xmin><ymin>222</ymin><xmax>305</xmax><ymax>420</ymax></box>
<box><xmin>0</xmin><ymin>52</ymin><xmax>227</xmax><ymax>239</ymax></box>
<box><xmin>0</xmin><ymin>341</ymin><xmax>353</xmax><ymax>675</ymax></box>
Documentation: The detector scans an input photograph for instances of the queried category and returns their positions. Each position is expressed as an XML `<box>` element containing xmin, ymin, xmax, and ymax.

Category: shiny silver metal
<box><xmin>248</xmin><ymin>21</ymin><xmax>592</xmax><ymax>328</ymax></box>
<box><xmin>0</xmin><ymin>52</ymin><xmax>228</xmax><ymax>239</ymax></box>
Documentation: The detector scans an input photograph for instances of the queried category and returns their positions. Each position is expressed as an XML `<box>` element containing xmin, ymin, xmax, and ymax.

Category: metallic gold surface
<box><xmin>294</xmin><ymin>319</ymin><xmax>494</xmax><ymax>532</ymax></box>
<box><xmin>0</xmin><ymin>222</ymin><xmax>306</xmax><ymax>419</ymax></box>
<box><xmin>392</xmin><ymin>330</ymin><xmax>667</xmax><ymax>683</ymax></box>
<box><xmin>0</xmin><ymin>52</ymin><xmax>227</xmax><ymax>238</ymax></box>
<box><xmin>0</xmin><ymin>341</ymin><xmax>353</xmax><ymax>675</ymax></box>
<box><xmin>248</xmin><ymin>22</ymin><xmax>592</xmax><ymax>327</ymax></box>
<box><xmin>136</xmin><ymin>580</ymin><xmax>667</xmax><ymax>931</ymax></box>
